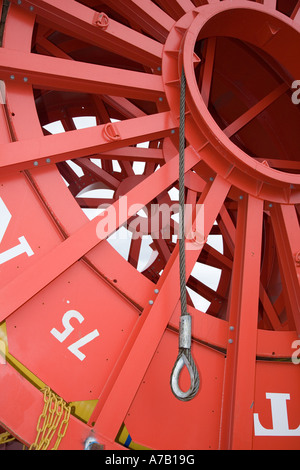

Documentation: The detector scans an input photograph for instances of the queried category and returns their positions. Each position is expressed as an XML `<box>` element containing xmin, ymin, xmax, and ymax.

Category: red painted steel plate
<box><xmin>0</xmin><ymin>0</ymin><xmax>299</xmax><ymax>451</ymax></box>
<box><xmin>6</xmin><ymin>260</ymin><xmax>139</xmax><ymax>402</ymax></box>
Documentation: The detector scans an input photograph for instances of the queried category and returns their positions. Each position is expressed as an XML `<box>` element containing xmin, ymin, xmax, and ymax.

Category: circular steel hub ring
<box><xmin>163</xmin><ymin>2</ymin><xmax>300</xmax><ymax>203</ymax></box>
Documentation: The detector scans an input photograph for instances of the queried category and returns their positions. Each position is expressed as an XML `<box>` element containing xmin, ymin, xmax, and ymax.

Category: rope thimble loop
<box><xmin>170</xmin><ymin>316</ymin><xmax>200</xmax><ymax>401</ymax></box>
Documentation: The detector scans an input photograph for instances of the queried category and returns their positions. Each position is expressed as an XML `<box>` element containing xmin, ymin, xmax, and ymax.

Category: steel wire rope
<box><xmin>170</xmin><ymin>68</ymin><xmax>200</xmax><ymax>402</ymax></box>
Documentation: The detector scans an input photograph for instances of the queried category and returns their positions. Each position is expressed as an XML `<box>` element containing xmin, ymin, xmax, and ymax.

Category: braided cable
<box><xmin>170</xmin><ymin>68</ymin><xmax>200</xmax><ymax>402</ymax></box>
<box><xmin>179</xmin><ymin>67</ymin><xmax>188</xmax><ymax>319</ymax></box>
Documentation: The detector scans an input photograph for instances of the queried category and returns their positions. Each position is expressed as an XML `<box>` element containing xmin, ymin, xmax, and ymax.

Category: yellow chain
<box><xmin>0</xmin><ymin>432</ymin><xmax>15</xmax><ymax>445</ymax></box>
<box><xmin>30</xmin><ymin>387</ymin><xmax>71</xmax><ymax>450</ymax></box>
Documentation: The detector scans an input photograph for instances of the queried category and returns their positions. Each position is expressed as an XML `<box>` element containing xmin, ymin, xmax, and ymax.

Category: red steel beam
<box><xmin>0</xmin><ymin>112</ymin><xmax>175</xmax><ymax>175</ymax></box>
<box><xmin>102</xmin><ymin>96</ymin><xmax>147</xmax><ymax>119</ymax></box>
<box><xmin>262</xmin><ymin>0</ymin><xmax>277</xmax><ymax>8</ymax></box>
<box><xmin>155</xmin><ymin>0</ymin><xmax>195</xmax><ymax>19</ymax></box>
<box><xmin>0</xmin><ymin>146</ymin><xmax>200</xmax><ymax>324</ymax></box>
<box><xmin>0</xmin><ymin>48</ymin><xmax>164</xmax><ymax>100</ymax></box>
<box><xmin>223</xmin><ymin>83</ymin><xmax>290</xmax><ymax>138</ymax></box>
<box><xmin>99</xmin><ymin>147</ymin><xmax>164</xmax><ymax>164</ymax></box>
<box><xmin>291</xmin><ymin>0</ymin><xmax>300</xmax><ymax>20</ymax></box>
<box><xmin>259</xmin><ymin>283</ymin><xmax>284</xmax><ymax>331</ymax></box>
<box><xmin>219</xmin><ymin>200</ymin><xmax>283</xmax><ymax>331</ymax></box>
<box><xmin>90</xmin><ymin>175</ymin><xmax>231</xmax><ymax>440</ymax></box>
<box><xmin>102</xmin><ymin>0</ymin><xmax>174</xmax><ymax>42</ymax></box>
<box><xmin>270</xmin><ymin>204</ymin><xmax>300</xmax><ymax>334</ymax></box>
<box><xmin>10</xmin><ymin>0</ymin><xmax>163</xmax><ymax>68</ymax></box>
<box><xmin>200</xmin><ymin>37</ymin><xmax>217</xmax><ymax>108</ymax></box>
<box><xmin>220</xmin><ymin>195</ymin><xmax>264</xmax><ymax>450</ymax></box>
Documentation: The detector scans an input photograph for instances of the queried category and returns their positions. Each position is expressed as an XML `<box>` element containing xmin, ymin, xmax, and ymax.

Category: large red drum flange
<box><xmin>162</xmin><ymin>2</ymin><xmax>300</xmax><ymax>203</ymax></box>
<box><xmin>0</xmin><ymin>0</ymin><xmax>299</xmax><ymax>451</ymax></box>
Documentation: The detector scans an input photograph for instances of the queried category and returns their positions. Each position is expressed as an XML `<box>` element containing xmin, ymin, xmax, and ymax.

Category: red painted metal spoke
<box><xmin>155</xmin><ymin>0</ymin><xmax>196</xmax><ymax>19</ymax></box>
<box><xmin>259</xmin><ymin>283</ymin><xmax>284</xmax><ymax>331</ymax></box>
<box><xmin>0</xmin><ymin>49</ymin><xmax>164</xmax><ymax>100</ymax></box>
<box><xmin>128</xmin><ymin>237</ymin><xmax>143</xmax><ymax>270</ymax></box>
<box><xmin>223</xmin><ymin>83</ymin><xmax>290</xmax><ymax>138</ymax></box>
<box><xmin>152</xmin><ymin>238</ymin><xmax>172</xmax><ymax>264</ymax></box>
<box><xmin>193</xmin><ymin>0</ymin><xmax>220</xmax><ymax>5</ymax></box>
<box><xmin>10</xmin><ymin>0</ymin><xmax>163</xmax><ymax>68</ymax></box>
<box><xmin>217</xmin><ymin>205</ymin><xmax>236</xmax><ymax>257</ymax></box>
<box><xmin>262</xmin><ymin>0</ymin><xmax>277</xmax><ymax>8</ymax></box>
<box><xmin>0</xmin><ymin>147</ymin><xmax>200</xmax><ymax>324</ymax></box>
<box><xmin>117</xmin><ymin>161</ymin><xmax>134</xmax><ymax>178</ymax></box>
<box><xmin>270</xmin><ymin>204</ymin><xmax>300</xmax><ymax>334</ymax></box>
<box><xmin>216</xmin><ymin>199</ymin><xmax>289</xmax><ymax>332</ymax></box>
<box><xmin>201</xmin><ymin>243</ymin><xmax>233</xmax><ymax>271</ymax></box>
<box><xmin>220</xmin><ymin>195</ymin><xmax>264</xmax><ymax>450</ymax></box>
<box><xmin>99</xmin><ymin>147</ymin><xmax>164</xmax><ymax>164</ymax></box>
<box><xmin>89</xmin><ymin>176</ymin><xmax>231</xmax><ymax>440</ymax></box>
<box><xmin>222</xmin><ymin>208</ymin><xmax>286</xmax><ymax>332</ymax></box>
<box><xmin>56</xmin><ymin>161</ymin><xmax>83</xmax><ymax>194</ymax></box>
<box><xmin>35</xmin><ymin>34</ymin><xmax>72</xmax><ymax>60</ymax></box>
<box><xmin>101</xmin><ymin>0</ymin><xmax>174</xmax><ymax>42</ymax></box>
<box><xmin>0</xmin><ymin>112</ymin><xmax>175</xmax><ymax>174</ymax></box>
<box><xmin>102</xmin><ymin>96</ymin><xmax>147</xmax><ymax>119</ymax></box>
<box><xmin>291</xmin><ymin>1</ymin><xmax>300</xmax><ymax>20</ymax></box>
<box><xmin>76</xmin><ymin>197</ymin><xmax>111</xmax><ymax>210</ymax></box>
<box><xmin>75</xmin><ymin>159</ymin><xmax>120</xmax><ymax>190</ymax></box>
<box><xmin>188</xmin><ymin>276</ymin><xmax>225</xmax><ymax>305</ymax></box>
<box><xmin>200</xmin><ymin>37</ymin><xmax>217</xmax><ymax>107</ymax></box>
